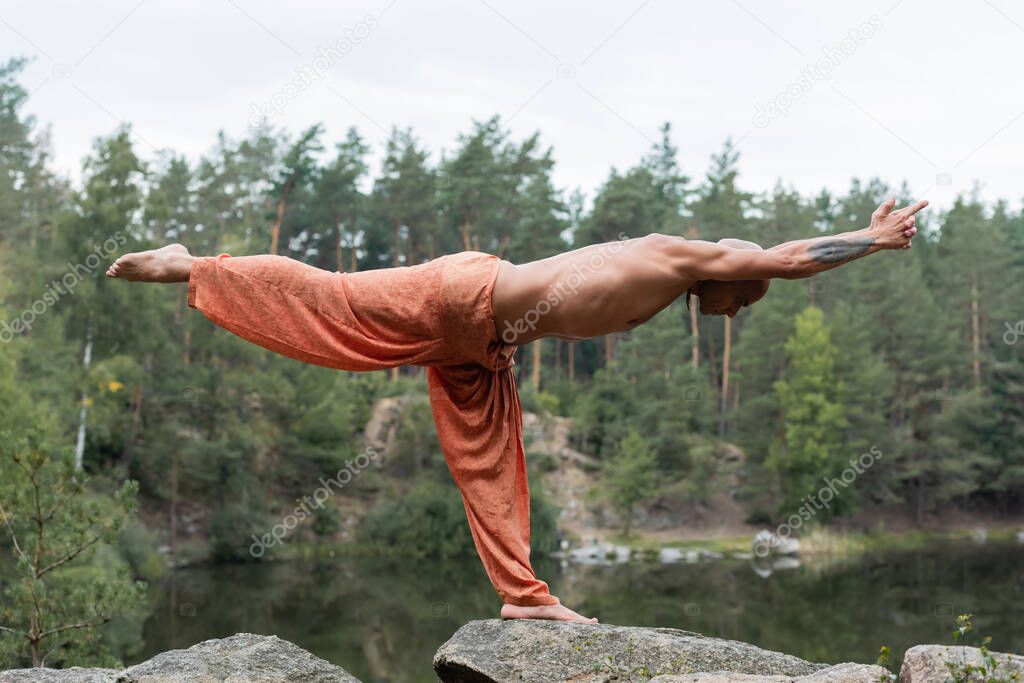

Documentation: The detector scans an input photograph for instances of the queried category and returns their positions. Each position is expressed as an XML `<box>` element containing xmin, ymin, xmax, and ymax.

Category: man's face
<box><xmin>695</xmin><ymin>279</ymin><xmax>769</xmax><ymax>318</ymax></box>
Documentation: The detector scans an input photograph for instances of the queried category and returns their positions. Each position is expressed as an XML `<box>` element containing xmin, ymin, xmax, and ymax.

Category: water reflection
<box><xmin>136</xmin><ymin>541</ymin><xmax>1024</xmax><ymax>683</ymax></box>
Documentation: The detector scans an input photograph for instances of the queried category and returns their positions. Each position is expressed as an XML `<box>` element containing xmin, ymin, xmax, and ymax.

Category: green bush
<box><xmin>360</xmin><ymin>477</ymin><xmax>560</xmax><ymax>558</ymax></box>
<box><xmin>360</xmin><ymin>480</ymin><xmax>473</xmax><ymax>558</ymax></box>
<box><xmin>517</xmin><ymin>382</ymin><xmax>542</xmax><ymax>416</ymax></box>
<box><xmin>117</xmin><ymin>519</ymin><xmax>167</xmax><ymax>582</ymax></box>
<box><xmin>210</xmin><ymin>503</ymin><xmax>268</xmax><ymax>562</ymax></box>
<box><xmin>537</xmin><ymin>391</ymin><xmax>560</xmax><ymax>416</ymax></box>
<box><xmin>519</xmin><ymin>383</ymin><xmax>567</xmax><ymax>418</ymax></box>
<box><xmin>542</xmin><ymin>379</ymin><xmax>578</xmax><ymax>417</ymax></box>
<box><xmin>744</xmin><ymin>509</ymin><xmax>774</xmax><ymax>525</ymax></box>
<box><xmin>312</xmin><ymin>501</ymin><xmax>341</xmax><ymax>539</ymax></box>
<box><xmin>531</xmin><ymin>452</ymin><xmax>559</xmax><ymax>473</ymax></box>
<box><xmin>529</xmin><ymin>479</ymin><xmax>560</xmax><ymax>556</ymax></box>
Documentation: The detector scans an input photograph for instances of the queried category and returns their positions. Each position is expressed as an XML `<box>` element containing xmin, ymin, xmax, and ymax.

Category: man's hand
<box><xmin>868</xmin><ymin>197</ymin><xmax>928</xmax><ymax>250</ymax></box>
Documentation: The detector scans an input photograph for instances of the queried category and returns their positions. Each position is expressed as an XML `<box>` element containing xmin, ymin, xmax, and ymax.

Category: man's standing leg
<box><xmin>425</xmin><ymin>251</ymin><xmax>597</xmax><ymax>623</ymax></box>
<box><xmin>427</xmin><ymin>363</ymin><xmax>597</xmax><ymax>622</ymax></box>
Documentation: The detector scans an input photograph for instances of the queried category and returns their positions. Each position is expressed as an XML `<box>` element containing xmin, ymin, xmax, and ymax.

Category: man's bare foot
<box><xmin>501</xmin><ymin>600</ymin><xmax>598</xmax><ymax>624</ymax></box>
<box><xmin>106</xmin><ymin>244</ymin><xmax>195</xmax><ymax>283</ymax></box>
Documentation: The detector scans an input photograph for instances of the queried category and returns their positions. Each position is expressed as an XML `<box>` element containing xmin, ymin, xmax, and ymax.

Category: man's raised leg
<box><xmin>108</xmin><ymin>244</ymin><xmax>444</xmax><ymax>372</ymax></box>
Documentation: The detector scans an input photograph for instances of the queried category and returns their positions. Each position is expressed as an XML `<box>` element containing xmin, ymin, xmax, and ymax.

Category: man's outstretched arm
<box><xmin>672</xmin><ymin>198</ymin><xmax>927</xmax><ymax>281</ymax></box>
<box><xmin>766</xmin><ymin>197</ymin><xmax>927</xmax><ymax>278</ymax></box>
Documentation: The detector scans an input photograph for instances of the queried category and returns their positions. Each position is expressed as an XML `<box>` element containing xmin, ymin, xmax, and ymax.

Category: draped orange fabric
<box><xmin>187</xmin><ymin>251</ymin><xmax>557</xmax><ymax>606</ymax></box>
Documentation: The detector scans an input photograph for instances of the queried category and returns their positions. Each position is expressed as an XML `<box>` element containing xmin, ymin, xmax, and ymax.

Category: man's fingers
<box><xmin>897</xmin><ymin>199</ymin><xmax>929</xmax><ymax>217</ymax></box>
<box><xmin>874</xmin><ymin>197</ymin><xmax>897</xmax><ymax>218</ymax></box>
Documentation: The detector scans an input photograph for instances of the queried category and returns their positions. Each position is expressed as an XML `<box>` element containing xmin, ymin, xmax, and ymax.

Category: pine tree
<box><xmin>317</xmin><ymin>127</ymin><xmax>369</xmax><ymax>271</ymax></box>
<box><xmin>369</xmin><ymin>127</ymin><xmax>434</xmax><ymax>269</ymax></box>
<box><xmin>603</xmin><ymin>431</ymin><xmax>658</xmax><ymax>536</ymax></box>
<box><xmin>769</xmin><ymin>306</ymin><xmax>851</xmax><ymax>519</ymax></box>
<box><xmin>0</xmin><ymin>431</ymin><xmax>144</xmax><ymax>667</ymax></box>
<box><xmin>268</xmin><ymin>125</ymin><xmax>323</xmax><ymax>256</ymax></box>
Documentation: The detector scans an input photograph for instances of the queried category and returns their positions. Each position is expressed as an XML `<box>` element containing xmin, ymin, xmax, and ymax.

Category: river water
<box><xmin>134</xmin><ymin>540</ymin><xmax>1024</xmax><ymax>682</ymax></box>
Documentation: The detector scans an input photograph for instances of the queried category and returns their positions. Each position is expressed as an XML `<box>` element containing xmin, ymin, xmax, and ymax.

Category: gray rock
<box><xmin>659</xmin><ymin>548</ymin><xmax>684</xmax><ymax>563</ymax></box>
<box><xmin>569</xmin><ymin>543</ymin><xmax>630</xmax><ymax>565</ymax></box>
<box><xmin>1</xmin><ymin>633</ymin><xmax>359</xmax><ymax>683</ymax></box>
<box><xmin>0</xmin><ymin>669</ymin><xmax>118</xmax><ymax>683</ymax></box>
<box><xmin>611</xmin><ymin>545</ymin><xmax>632</xmax><ymax>563</ymax></box>
<box><xmin>650</xmin><ymin>662</ymin><xmax>891</xmax><ymax>681</ymax></box>
<box><xmin>433</xmin><ymin>619</ymin><xmax>829</xmax><ymax>683</ymax></box>
<box><xmin>363</xmin><ymin>395</ymin><xmax>414</xmax><ymax>457</ymax></box>
<box><xmin>771</xmin><ymin>557</ymin><xmax>801</xmax><ymax>571</ymax></box>
<box><xmin>752</xmin><ymin>531</ymin><xmax>800</xmax><ymax>557</ymax></box>
<box><xmin>899</xmin><ymin>644</ymin><xmax>1024</xmax><ymax>682</ymax></box>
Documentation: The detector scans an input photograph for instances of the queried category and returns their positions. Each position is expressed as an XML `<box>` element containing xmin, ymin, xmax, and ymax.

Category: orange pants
<box><xmin>187</xmin><ymin>251</ymin><xmax>558</xmax><ymax>606</ymax></box>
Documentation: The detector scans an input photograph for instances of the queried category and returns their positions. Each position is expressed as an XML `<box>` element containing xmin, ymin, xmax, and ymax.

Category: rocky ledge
<box><xmin>433</xmin><ymin>620</ymin><xmax>888</xmax><ymax>682</ymax></box>
<box><xmin>3</xmin><ymin>623</ymin><xmax>1022</xmax><ymax>682</ymax></box>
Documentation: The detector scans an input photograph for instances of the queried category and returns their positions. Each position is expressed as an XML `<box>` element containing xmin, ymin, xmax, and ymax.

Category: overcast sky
<box><xmin>4</xmin><ymin>0</ymin><xmax>1023</xmax><ymax>215</ymax></box>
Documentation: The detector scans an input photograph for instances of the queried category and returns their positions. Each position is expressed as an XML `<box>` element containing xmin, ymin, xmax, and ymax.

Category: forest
<box><xmin>1</xmin><ymin>52</ymin><xmax>1023</xmax><ymax>666</ymax></box>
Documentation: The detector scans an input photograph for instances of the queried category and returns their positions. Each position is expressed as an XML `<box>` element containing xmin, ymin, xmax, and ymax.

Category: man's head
<box><xmin>686</xmin><ymin>238</ymin><xmax>770</xmax><ymax>318</ymax></box>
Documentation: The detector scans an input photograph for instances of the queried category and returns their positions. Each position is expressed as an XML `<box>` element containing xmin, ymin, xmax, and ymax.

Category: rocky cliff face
<box><xmin>362</xmin><ymin>397</ymin><xmax>756</xmax><ymax>543</ymax></box>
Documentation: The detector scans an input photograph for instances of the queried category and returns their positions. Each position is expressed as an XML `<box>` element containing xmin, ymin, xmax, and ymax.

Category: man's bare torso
<box><xmin>492</xmin><ymin>235</ymin><xmax>694</xmax><ymax>345</ymax></box>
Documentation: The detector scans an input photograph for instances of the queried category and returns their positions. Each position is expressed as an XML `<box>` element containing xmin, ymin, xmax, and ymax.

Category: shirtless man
<box><xmin>107</xmin><ymin>196</ymin><xmax>925</xmax><ymax>623</ymax></box>
<box><xmin>492</xmin><ymin>197</ymin><xmax>925</xmax><ymax>343</ymax></box>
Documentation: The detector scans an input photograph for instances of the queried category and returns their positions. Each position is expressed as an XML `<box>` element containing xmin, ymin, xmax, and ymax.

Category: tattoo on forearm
<box><xmin>807</xmin><ymin>237</ymin><xmax>875</xmax><ymax>264</ymax></box>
